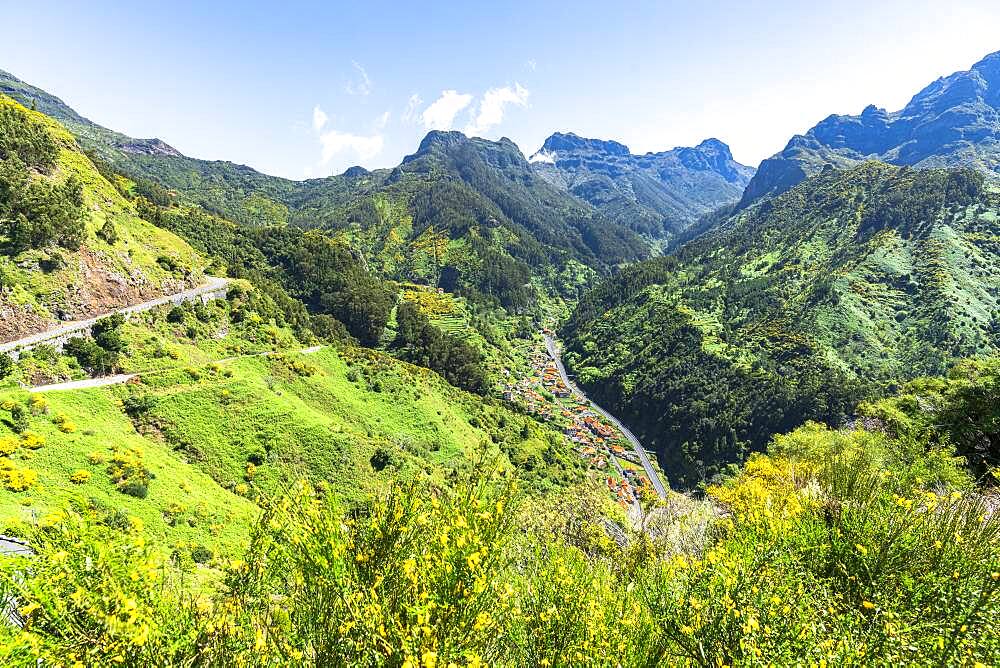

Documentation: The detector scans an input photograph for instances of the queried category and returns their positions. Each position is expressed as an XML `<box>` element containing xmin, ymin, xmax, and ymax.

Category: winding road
<box><xmin>0</xmin><ymin>276</ymin><xmax>323</xmax><ymax>393</ymax></box>
<box><xmin>1</xmin><ymin>276</ymin><xmax>232</xmax><ymax>358</ymax></box>
<box><xmin>544</xmin><ymin>334</ymin><xmax>667</xmax><ymax>499</ymax></box>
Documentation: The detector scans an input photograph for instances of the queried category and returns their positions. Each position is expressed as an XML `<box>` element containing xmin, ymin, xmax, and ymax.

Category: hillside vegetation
<box><xmin>0</xmin><ymin>287</ymin><xmax>599</xmax><ymax>558</ymax></box>
<box><xmin>1</xmin><ymin>364</ymin><xmax>996</xmax><ymax>666</ymax></box>
<box><xmin>563</xmin><ymin>163</ymin><xmax>1000</xmax><ymax>485</ymax></box>
<box><xmin>0</xmin><ymin>71</ymin><xmax>648</xmax><ymax>310</ymax></box>
<box><xmin>0</xmin><ymin>95</ymin><xmax>204</xmax><ymax>342</ymax></box>
<box><xmin>2</xmin><ymin>55</ymin><xmax>999</xmax><ymax>668</ymax></box>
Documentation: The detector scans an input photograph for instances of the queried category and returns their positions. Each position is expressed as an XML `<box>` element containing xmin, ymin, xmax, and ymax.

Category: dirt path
<box><xmin>30</xmin><ymin>344</ymin><xmax>326</xmax><ymax>393</ymax></box>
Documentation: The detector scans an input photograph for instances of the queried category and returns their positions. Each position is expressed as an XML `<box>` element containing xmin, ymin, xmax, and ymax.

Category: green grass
<box><xmin>0</xmin><ymin>387</ymin><xmax>257</xmax><ymax>555</ymax></box>
<box><xmin>1</xmin><ymin>291</ymin><xmax>598</xmax><ymax>557</ymax></box>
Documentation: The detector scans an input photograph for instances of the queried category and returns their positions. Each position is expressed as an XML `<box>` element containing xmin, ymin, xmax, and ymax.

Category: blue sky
<box><xmin>3</xmin><ymin>1</ymin><xmax>1000</xmax><ymax>179</ymax></box>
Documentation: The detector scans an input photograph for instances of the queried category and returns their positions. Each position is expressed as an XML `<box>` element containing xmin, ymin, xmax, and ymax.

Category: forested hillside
<box><xmin>303</xmin><ymin>130</ymin><xmax>650</xmax><ymax>307</ymax></box>
<box><xmin>0</xmin><ymin>286</ymin><xmax>596</xmax><ymax>556</ymax></box>
<box><xmin>0</xmin><ymin>95</ymin><xmax>204</xmax><ymax>342</ymax></box>
<box><xmin>0</xmin><ymin>72</ymin><xmax>649</xmax><ymax>309</ymax></box>
<box><xmin>563</xmin><ymin>162</ymin><xmax>1000</xmax><ymax>486</ymax></box>
<box><xmin>3</xmin><ymin>354</ymin><xmax>997</xmax><ymax>665</ymax></box>
<box><xmin>2</xmin><ymin>42</ymin><xmax>1000</xmax><ymax>668</ymax></box>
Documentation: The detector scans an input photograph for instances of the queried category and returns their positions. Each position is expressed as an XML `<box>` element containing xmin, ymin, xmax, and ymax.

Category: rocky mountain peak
<box><xmin>741</xmin><ymin>50</ymin><xmax>1000</xmax><ymax>208</ymax></box>
<box><xmin>415</xmin><ymin>130</ymin><xmax>468</xmax><ymax>154</ymax></box>
<box><xmin>695</xmin><ymin>137</ymin><xmax>731</xmax><ymax>154</ymax></box>
<box><xmin>540</xmin><ymin>132</ymin><xmax>631</xmax><ymax>156</ymax></box>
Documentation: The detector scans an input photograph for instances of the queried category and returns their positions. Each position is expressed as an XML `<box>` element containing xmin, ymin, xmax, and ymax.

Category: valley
<box><xmin>542</xmin><ymin>332</ymin><xmax>667</xmax><ymax>499</ymax></box>
<box><xmin>0</xmin><ymin>35</ymin><xmax>999</xmax><ymax>667</ymax></box>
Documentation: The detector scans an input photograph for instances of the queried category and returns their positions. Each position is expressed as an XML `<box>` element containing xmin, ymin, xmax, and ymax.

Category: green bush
<box><xmin>107</xmin><ymin>448</ymin><xmax>152</xmax><ymax>499</ymax></box>
<box><xmin>0</xmin><ymin>353</ymin><xmax>14</xmax><ymax>380</ymax></box>
<box><xmin>9</xmin><ymin>404</ymin><xmax>29</xmax><ymax>433</ymax></box>
<box><xmin>97</xmin><ymin>219</ymin><xmax>119</xmax><ymax>245</ymax></box>
<box><xmin>190</xmin><ymin>545</ymin><xmax>214</xmax><ymax>564</ymax></box>
<box><xmin>369</xmin><ymin>446</ymin><xmax>399</xmax><ymax>472</ymax></box>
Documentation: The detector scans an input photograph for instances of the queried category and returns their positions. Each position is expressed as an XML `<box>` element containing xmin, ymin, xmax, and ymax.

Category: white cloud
<box><xmin>464</xmin><ymin>83</ymin><xmax>529</xmax><ymax>136</ymax></box>
<box><xmin>312</xmin><ymin>106</ymin><xmax>329</xmax><ymax>132</ymax></box>
<box><xmin>526</xmin><ymin>59</ymin><xmax>537</xmax><ymax>72</ymax></box>
<box><xmin>345</xmin><ymin>61</ymin><xmax>372</xmax><ymax>97</ymax></box>
<box><xmin>308</xmin><ymin>106</ymin><xmax>385</xmax><ymax>173</ymax></box>
<box><xmin>401</xmin><ymin>93</ymin><xmax>423</xmax><ymax>124</ymax></box>
<box><xmin>421</xmin><ymin>90</ymin><xmax>473</xmax><ymax>130</ymax></box>
<box><xmin>318</xmin><ymin>129</ymin><xmax>384</xmax><ymax>165</ymax></box>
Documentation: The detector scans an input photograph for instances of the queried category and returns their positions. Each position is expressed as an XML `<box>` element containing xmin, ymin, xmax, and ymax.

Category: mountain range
<box><xmin>0</xmin><ymin>69</ymin><xmax>752</xmax><ymax>250</ymax></box>
<box><xmin>2</xmin><ymin>41</ymin><xmax>1000</xmax><ymax>666</ymax></box>
<box><xmin>6</xmin><ymin>51</ymin><xmax>1000</xmax><ymax>253</ymax></box>
<box><xmin>5</xmin><ymin>50</ymin><xmax>1000</xmax><ymax>485</ymax></box>
<box><xmin>551</xmin><ymin>50</ymin><xmax>1000</xmax><ymax>486</ymax></box>
<box><xmin>0</xmin><ymin>69</ymin><xmax>662</xmax><ymax>306</ymax></box>
<box><xmin>741</xmin><ymin>50</ymin><xmax>1000</xmax><ymax>206</ymax></box>
<box><xmin>531</xmin><ymin>132</ymin><xmax>754</xmax><ymax>238</ymax></box>
<box><xmin>562</xmin><ymin>160</ymin><xmax>1000</xmax><ymax>485</ymax></box>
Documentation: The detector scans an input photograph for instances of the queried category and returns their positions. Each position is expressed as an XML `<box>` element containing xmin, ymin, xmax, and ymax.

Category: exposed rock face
<box><xmin>342</xmin><ymin>165</ymin><xmax>370</xmax><ymax>178</ymax></box>
<box><xmin>741</xmin><ymin>51</ymin><xmax>1000</xmax><ymax>207</ymax></box>
<box><xmin>530</xmin><ymin>132</ymin><xmax>755</xmax><ymax>239</ymax></box>
<box><xmin>117</xmin><ymin>138</ymin><xmax>182</xmax><ymax>157</ymax></box>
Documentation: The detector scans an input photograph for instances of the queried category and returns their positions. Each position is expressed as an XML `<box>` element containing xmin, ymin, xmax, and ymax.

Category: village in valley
<box><xmin>502</xmin><ymin>333</ymin><xmax>655</xmax><ymax>510</ymax></box>
<box><xmin>396</xmin><ymin>284</ymin><xmax>659</xmax><ymax>511</ymax></box>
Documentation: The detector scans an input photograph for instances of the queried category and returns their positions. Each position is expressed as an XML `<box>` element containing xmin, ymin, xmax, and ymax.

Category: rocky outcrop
<box><xmin>117</xmin><ymin>138</ymin><xmax>182</xmax><ymax>157</ymax></box>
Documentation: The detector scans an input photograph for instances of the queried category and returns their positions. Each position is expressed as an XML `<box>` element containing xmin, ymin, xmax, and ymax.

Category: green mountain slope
<box><xmin>562</xmin><ymin>162</ymin><xmax>1000</xmax><ymax>486</ymax></box>
<box><xmin>0</xmin><ymin>289</ymin><xmax>598</xmax><ymax>555</ymax></box>
<box><xmin>294</xmin><ymin>130</ymin><xmax>650</xmax><ymax>306</ymax></box>
<box><xmin>531</xmin><ymin>133</ymin><xmax>754</xmax><ymax>239</ymax></box>
<box><xmin>0</xmin><ymin>71</ymin><xmax>650</xmax><ymax>306</ymax></box>
<box><xmin>0</xmin><ymin>69</ymin><xmax>296</xmax><ymax>222</ymax></box>
<box><xmin>0</xmin><ymin>94</ymin><xmax>205</xmax><ymax>343</ymax></box>
<box><xmin>3</xmin><ymin>353</ymin><xmax>997</xmax><ymax>666</ymax></box>
<box><xmin>741</xmin><ymin>50</ymin><xmax>1000</xmax><ymax>206</ymax></box>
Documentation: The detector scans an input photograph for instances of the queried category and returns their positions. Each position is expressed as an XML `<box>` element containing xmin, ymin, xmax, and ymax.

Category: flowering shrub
<box><xmin>0</xmin><ymin>436</ymin><xmax>18</xmax><ymax>456</ymax></box>
<box><xmin>69</xmin><ymin>469</ymin><xmax>91</xmax><ymax>484</ymax></box>
<box><xmin>20</xmin><ymin>432</ymin><xmax>44</xmax><ymax>450</ymax></box>
<box><xmin>0</xmin><ymin>459</ymin><xmax>37</xmax><ymax>492</ymax></box>
<box><xmin>52</xmin><ymin>413</ymin><xmax>77</xmax><ymax>434</ymax></box>
<box><xmin>215</xmin><ymin>479</ymin><xmax>522</xmax><ymax>666</ymax></box>
<box><xmin>0</xmin><ymin>514</ymin><xmax>197</xmax><ymax>666</ymax></box>
<box><xmin>707</xmin><ymin>453</ymin><xmax>816</xmax><ymax>531</ymax></box>
<box><xmin>0</xmin><ymin>423</ymin><xmax>997</xmax><ymax>666</ymax></box>
<box><xmin>107</xmin><ymin>448</ymin><xmax>152</xmax><ymax>498</ymax></box>
<box><xmin>27</xmin><ymin>394</ymin><xmax>48</xmax><ymax>415</ymax></box>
